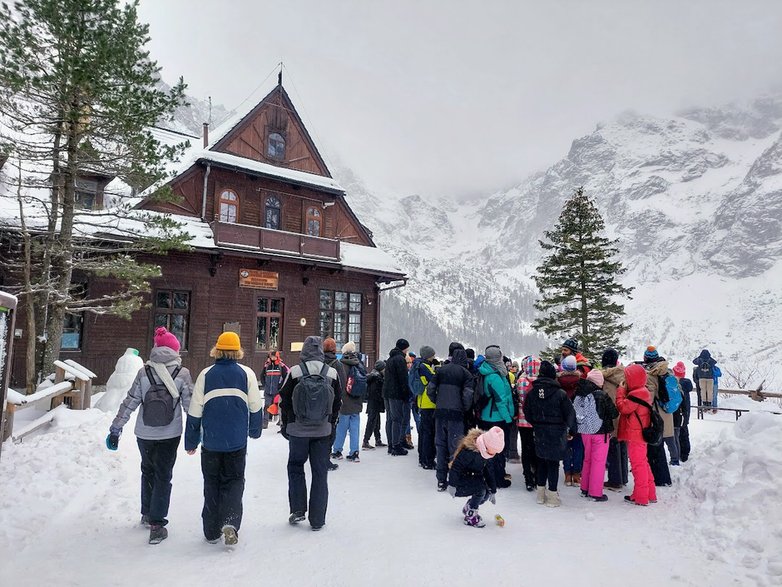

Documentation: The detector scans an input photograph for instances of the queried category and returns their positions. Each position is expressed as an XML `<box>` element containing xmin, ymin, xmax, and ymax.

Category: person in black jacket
<box><xmin>427</xmin><ymin>348</ymin><xmax>475</xmax><ymax>491</ymax></box>
<box><xmin>524</xmin><ymin>360</ymin><xmax>576</xmax><ymax>508</ymax></box>
<box><xmin>673</xmin><ymin>361</ymin><xmax>693</xmax><ymax>462</ymax></box>
<box><xmin>448</xmin><ymin>427</ymin><xmax>504</xmax><ymax>528</ymax></box>
<box><xmin>382</xmin><ymin>338</ymin><xmax>412</xmax><ymax>456</ymax></box>
<box><xmin>363</xmin><ymin>361</ymin><xmax>386</xmax><ymax>449</ymax></box>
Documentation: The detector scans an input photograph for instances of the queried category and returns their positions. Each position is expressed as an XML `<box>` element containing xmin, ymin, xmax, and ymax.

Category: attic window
<box><xmin>75</xmin><ymin>178</ymin><xmax>98</xmax><ymax>210</ymax></box>
<box><xmin>267</xmin><ymin>132</ymin><xmax>285</xmax><ymax>160</ymax></box>
<box><xmin>306</xmin><ymin>206</ymin><xmax>321</xmax><ymax>237</ymax></box>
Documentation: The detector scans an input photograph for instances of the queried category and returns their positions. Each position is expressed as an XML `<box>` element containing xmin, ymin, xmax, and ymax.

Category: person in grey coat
<box><xmin>106</xmin><ymin>327</ymin><xmax>193</xmax><ymax>544</ymax></box>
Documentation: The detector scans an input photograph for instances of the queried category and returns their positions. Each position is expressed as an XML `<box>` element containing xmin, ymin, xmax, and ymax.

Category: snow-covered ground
<box><xmin>1</xmin><ymin>404</ymin><xmax>780</xmax><ymax>587</ymax></box>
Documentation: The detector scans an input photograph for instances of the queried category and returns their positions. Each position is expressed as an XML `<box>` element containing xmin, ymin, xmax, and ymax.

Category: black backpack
<box><xmin>292</xmin><ymin>362</ymin><xmax>334</xmax><ymax>426</ymax></box>
<box><xmin>697</xmin><ymin>360</ymin><xmax>714</xmax><ymax>380</ymax></box>
<box><xmin>627</xmin><ymin>395</ymin><xmax>664</xmax><ymax>446</ymax></box>
<box><xmin>143</xmin><ymin>365</ymin><xmax>182</xmax><ymax>427</ymax></box>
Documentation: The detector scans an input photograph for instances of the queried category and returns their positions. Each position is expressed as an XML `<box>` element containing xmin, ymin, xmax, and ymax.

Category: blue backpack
<box><xmin>408</xmin><ymin>358</ymin><xmax>425</xmax><ymax>396</ymax></box>
<box><xmin>657</xmin><ymin>372</ymin><xmax>683</xmax><ymax>414</ymax></box>
<box><xmin>347</xmin><ymin>362</ymin><xmax>368</xmax><ymax>399</ymax></box>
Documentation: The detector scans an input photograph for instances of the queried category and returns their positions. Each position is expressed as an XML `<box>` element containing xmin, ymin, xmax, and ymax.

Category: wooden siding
<box><xmin>9</xmin><ymin>250</ymin><xmax>381</xmax><ymax>385</ymax></box>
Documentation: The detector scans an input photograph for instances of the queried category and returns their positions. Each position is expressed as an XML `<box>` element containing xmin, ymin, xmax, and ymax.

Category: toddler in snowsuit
<box><xmin>448</xmin><ymin>426</ymin><xmax>505</xmax><ymax>528</ymax></box>
<box><xmin>616</xmin><ymin>364</ymin><xmax>657</xmax><ymax>506</ymax></box>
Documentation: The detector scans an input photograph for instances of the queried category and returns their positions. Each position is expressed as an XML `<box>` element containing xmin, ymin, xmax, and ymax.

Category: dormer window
<box><xmin>306</xmin><ymin>206</ymin><xmax>321</xmax><ymax>237</ymax></box>
<box><xmin>265</xmin><ymin>195</ymin><xmax>281</xmax><ymax>230</ymax></box>
<box><xmin>267</xmin><ymin>132</ymin><xmax>286</xmax><ymax>160</ymax></box>
<box><xmin>75</xmin><ymin>178</ymin><xmax>99</xmax><ymax>210</ymax></box>
<box><xmin>219</xmin><ymin>189</ymin><xmax>238</xmax><ymax>223</ymax></box>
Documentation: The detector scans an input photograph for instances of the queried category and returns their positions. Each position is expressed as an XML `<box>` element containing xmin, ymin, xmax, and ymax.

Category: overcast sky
<box><xmin>138</xmin><ymin>0</ymin><xmax>782</xmax><ymax>198</ymax></box>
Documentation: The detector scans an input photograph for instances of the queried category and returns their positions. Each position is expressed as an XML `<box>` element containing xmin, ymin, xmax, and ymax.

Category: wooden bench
<box><xmin>690</xmin><ymin>406</ymin><xmax>782</xmax><ymax>421</ymax></box>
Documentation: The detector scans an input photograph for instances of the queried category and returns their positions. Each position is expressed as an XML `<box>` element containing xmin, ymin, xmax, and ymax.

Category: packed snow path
<box><xmin>1</xmin><ymin>408</ymin><xmax>780</xmax><ymax>587</ymax></box>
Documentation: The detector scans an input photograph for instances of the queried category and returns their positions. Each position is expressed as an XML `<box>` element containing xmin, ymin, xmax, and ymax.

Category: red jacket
<box><xmin>616</xmin><ymin>364</ymin><xmax>651</xmax><ymax>443</ymax></box>
<box><xmin>557</xmin><ymin>371</ymin><xmax>581</xmax><ymax>401</ymax></box>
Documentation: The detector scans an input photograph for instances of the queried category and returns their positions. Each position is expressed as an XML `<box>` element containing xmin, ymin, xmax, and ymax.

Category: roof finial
<box><xmin>278</xmin><ymin>62</ymin><xmax>283</xmax><ymax>86</ymax></box>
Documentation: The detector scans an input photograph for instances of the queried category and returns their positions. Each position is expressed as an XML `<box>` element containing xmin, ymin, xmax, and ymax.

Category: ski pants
<box><xmin>628</xmin><ymin>441</ymin><xmax>656</xmax><ymax>505</ymax></box>
<box><xmin>519</xmin><ymin>426</ymin><xmax>536</xmax><ymax>485</ymax></box>
<box><xmin>418</xmin><ymin>408</ymin><xmax>436</xmax><ymax>467</ymax></box>
<box><xmin>200</xmin><ymin>446</ymin><xmax>246</xmax><ymax>541</ymax></box>
<box><xmin>363</xmin><ymin>408</ymin><xmax>383</xmax><ymax>444</ymax></box>
<box><xmin>536</xmin><ymin>457</ymin><xmax>560</xmax><ymax>491</ymax></box>
<box><xmin>647</xmin><ymin>440</ymin><xmax>671</xmax><ymax>486</ymax></box>
<box><xmin>387</xmin><ymin>398</ymin><xmax>409</xmax><ymax>448</ymax></box>
<box><xmin>435</xmin><ymin>417</ymin><xmax>464</xmax><ymax>484</ymax></box>
<box><xmin>606</xmin><ymin>437</ymin><xmax>629</xmax><ymax>486</ymax></box>
<box><xmin>137</xmin><ymin>436</ymin><xmax>180</xmax><ymax>526</ymax></box>
<box><xmin>563</xmin><ymin>434</ymin><xmax>584</xmax><ymax>474</ymax></box>
<box><xmin>580</xmin><ymin>433</ymin><xmax>610</xmax><ymax>498</ymax></box>
<box><xmin>287</xmin><ymin>434</ymin><xmax>330</xmax><ymax>528</ymax></box>
<box><xmin>665</xmin><ymin>428</ymin><xmax>681</xmax><ymax>465</ymax></box>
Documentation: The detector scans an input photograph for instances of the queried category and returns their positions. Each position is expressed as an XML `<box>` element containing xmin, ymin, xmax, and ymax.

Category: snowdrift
<box><xmin>677</xmin><ymin>413</ymin><xmax>782</xmax><ymax>585</ymax></box>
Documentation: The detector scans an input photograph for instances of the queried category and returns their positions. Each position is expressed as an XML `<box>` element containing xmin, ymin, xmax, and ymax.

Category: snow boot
<box><xmin>362</xmin><ymin>441</ymin><xmax>375</xmax><ymax>450</ymax></box>
<box><xmin>536</xmin><ymin>486</ymin><xmax>546</xmax><ymax>505</ymax></box>
<box><xmin>580</xmin><ymin>489</ymin><xmax>589</xmax><ymax>498</ymax></box>
<box><xmin>289</xmin><ymin>512</ymin><xmax>306</xmax><ymax>525</ymax></box>
<box><xmin>463</xmin><ymin>509</ymin><xmax>485</xmax><ymax>528</ymax></box>
<box><xmin>403</xmin><ymin>435</ymin><xmax>415</xmax><ymax>450</ymax></box>
<box><xmin>564</xmin><ymin>472</ymin><xmax>573</xmax><ymax>487</ymax></box>
<box><xmin>140</xmin><ymin>514</ymin><xmax>151</xmax><ymax>528</ymax></box>
<box><xmin>591</xmin><ymin>494</ymin><xmax>609</xmax><ymax>502</ymax></box>
<box><xmin>437</xmin><ymin>481</ymin><xmax>448</xmax><ymax>492</ymax></box>
<box><xmin>572</xmin><ymin>472</ymin><xmax>582</xmax><ymax>486</ymax></box>
<box><xmin>346</xmin><ymin>451</ymin><xmax>360</xmax><ymax>462</ymax></box>
<box><xmin>545</xmin><ymin>489</ymin><xmax>561</xmax><ymax>508</ymax></box>
<box><xmin>390</xmin><ymin>445</ymin><xmax>408</xmax><ymax>456</ymax></box>
<box><xmin>148</xmin><ymin>525</ymin><xmax>168</xmax><ymax>545</ymax></box>
<box><xmin>375</xmin><ymin>440</ymin><xmax>387</xmax><ymax>448</ymax></box>
<box><xmin>604</xmin><ymin>482</ymin><xmax>623</xmax><ymax>492</ymax></box>
<box><xmin>462</xmin><ymin>500</ymin><xmax>471</xmax><ymax>516</ymax></box>
<box><xmin>222</xmin><ymin>525</ymin><xmax>238</xmax><ymax>545</ymax></box>
<box><xmin>327</xmin><ymin>461</ymin><xmax>339</xmax><ymax>471</ymax></box>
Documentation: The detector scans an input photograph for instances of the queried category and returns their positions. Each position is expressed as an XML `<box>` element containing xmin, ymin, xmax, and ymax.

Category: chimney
<box><xmin>202</xmin><ymin>122</ymin><xmax>209</xmax><ymax>148</ymax></box>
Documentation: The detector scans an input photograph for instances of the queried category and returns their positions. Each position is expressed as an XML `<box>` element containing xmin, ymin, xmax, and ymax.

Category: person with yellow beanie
<box><xmin>185</xmin><ymin>331</ymin><xmax>263</xmax><ymax>546</ymax></box>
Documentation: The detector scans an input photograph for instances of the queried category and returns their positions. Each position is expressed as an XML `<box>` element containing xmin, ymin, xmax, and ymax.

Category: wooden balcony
<box><xmin>212</xmin><ymin>221</ymin><xmax>341</xmax><ymax>261</ymax></box>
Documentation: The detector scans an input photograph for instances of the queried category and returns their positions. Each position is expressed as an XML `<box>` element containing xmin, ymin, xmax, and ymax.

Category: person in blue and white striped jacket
<box><xmin>185</xmin><ymin>331</ymin><xmax>263</xmax><ymax>546</ymax></box>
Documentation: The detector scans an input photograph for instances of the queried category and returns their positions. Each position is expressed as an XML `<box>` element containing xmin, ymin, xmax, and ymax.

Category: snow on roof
<box><xmin>340</xmin><ymin>241</ymin><xmax>404</xmax><ymax>277</ymax></box>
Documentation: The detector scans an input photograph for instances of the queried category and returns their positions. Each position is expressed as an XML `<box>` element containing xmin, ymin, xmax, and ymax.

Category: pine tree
<box><xmin>0</xmin><ymin>0</ymin><xmax>189</xmax><ymax>383</ymax></box>
<box><xmin>531</xmin><ymin>187</ymin><xmax>633</xmax><ymax>358</ymax></box>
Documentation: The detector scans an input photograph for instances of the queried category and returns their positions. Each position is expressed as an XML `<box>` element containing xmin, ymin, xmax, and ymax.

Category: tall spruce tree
<box><xmin>0</xmin><ymin>0</ymin><xmax>189</xmax><ymax>385</ymax></box>
<box><xmin>532</xmin><ymin>187</ymin><xmax>633</xmax><ymax>358</ymax></box>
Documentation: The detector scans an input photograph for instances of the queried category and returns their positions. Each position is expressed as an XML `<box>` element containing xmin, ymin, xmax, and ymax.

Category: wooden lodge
<box><xmin>1</xmin><ymin>80</ymin><xmax>405</xmax><ymax>385</ymax></box>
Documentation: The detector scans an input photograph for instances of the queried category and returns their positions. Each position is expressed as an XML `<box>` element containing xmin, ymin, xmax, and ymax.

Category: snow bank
<box><xmin>677</xmin><ymin>413</ymin><xmax>782</xmax><ymax>585</ymax></box>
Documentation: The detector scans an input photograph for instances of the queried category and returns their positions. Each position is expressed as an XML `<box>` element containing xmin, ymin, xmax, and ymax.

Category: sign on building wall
<box><xmin>239</xmin><ymin>269</ymin><xmax>279</xmax><ymax>290</ymax></box>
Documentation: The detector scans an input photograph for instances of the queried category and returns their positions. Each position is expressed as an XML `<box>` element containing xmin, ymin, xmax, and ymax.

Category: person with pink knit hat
<box><xmin>574</xmin><ymin>369</ymin><xmax>619</xmax><ymax>502</ymax></box>
<box><xmin>448</xmin><ymin>427</ymin><xmax>505</xmax><ymax>527</ymax></box>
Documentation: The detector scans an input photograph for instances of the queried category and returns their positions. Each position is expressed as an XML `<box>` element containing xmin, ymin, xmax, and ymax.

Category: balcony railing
<box><xmin>212</xmin><ymin>221</ymin><xmax>340</xmax><ymax>261</ymax></box>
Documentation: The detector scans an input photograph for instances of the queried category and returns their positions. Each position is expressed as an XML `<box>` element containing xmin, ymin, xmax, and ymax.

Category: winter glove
<box><xmin>106</xmin><ymin>433</ymin><xmax>119</xmax><ymax>451</ymax></box>
<box><xmin>488</xmin><ymin>492</ymin><xmax>497</xmax><ymax>505</ymax></box>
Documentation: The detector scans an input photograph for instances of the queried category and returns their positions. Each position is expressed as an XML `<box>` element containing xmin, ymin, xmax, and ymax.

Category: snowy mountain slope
<box><xmin>340</xmin><ymin>95</ymin><xmax>782</xmax><ymax>381</ymax></box>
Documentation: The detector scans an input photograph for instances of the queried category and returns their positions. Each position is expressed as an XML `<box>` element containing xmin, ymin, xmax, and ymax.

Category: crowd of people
<box><xmin>105</xmin><ymin>327</ymin><xmax>721</xmax><ymax>543</ymax></box>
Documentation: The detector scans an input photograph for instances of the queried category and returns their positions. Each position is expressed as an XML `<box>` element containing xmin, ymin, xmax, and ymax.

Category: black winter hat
<box><xmin>448</xmin><ymin>341</ymin><xmax>465</xmax><ymax>356</ymax></box>
<box><xmin>562</xmin><ymin>338</ymin><xmax>579</xmax><ymax>352</ymax></box>
<box><xmin>465</xmin><ymin>348</ymin><xmax>476</xmax><ymax>360</ymax></box>
<box><xmin>601</xmin><ymin>348</ymin><xmax>619</xmax><ymax>368</ymax></box>
<box><xmin>539</xmin><ymin>360</ymin><xmax>557</xmax><ymax>379</ymax></box>
<box><xmin>395</xmin><ymin>338</ymin><xmax>410</xmax><ymax>351</ymax></box>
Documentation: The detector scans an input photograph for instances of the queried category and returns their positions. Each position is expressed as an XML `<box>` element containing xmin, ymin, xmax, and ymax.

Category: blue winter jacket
<box><xmin>185</xmin><ymin>359</ymin><xmax>263</xmax><ymax>452</ymax></box>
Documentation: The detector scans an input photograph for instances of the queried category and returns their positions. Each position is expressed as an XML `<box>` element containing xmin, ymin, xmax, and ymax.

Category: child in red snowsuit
<box><xmin>616</xmin><ymin>364</ymin><xmax>657</xmax><ymax>506</ymax></box>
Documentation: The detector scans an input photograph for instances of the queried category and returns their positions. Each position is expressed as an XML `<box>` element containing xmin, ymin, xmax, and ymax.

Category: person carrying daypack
<box><xmin>107</xmin><ymin>327</ymin><xmax>193</xmax><ymax>545</ymax></box>
<box><xmin>574</xmin><ymin>370</ymin><xmax>619</xmax><ymax>502</ymax></box>
<box><xmin>641</xmin><ymin>346</ymin><xmax>673</xmax><ymax>487</ymax></box>
<box><xmin>692</xmin><ymin>349</ymin><xmax>718</xmax><ymax>411</ymax></box>
<box><xmin>673</xmin><ymin>361</ymin><xmax>693</xmax><ymax>462</ymax></box>
<box><xmin>279</xmin><ymin>336</ymin><xmax>341</xmax><ymax>531</ymax></box>
<box><xmin>332</xmin><ymin>341</ymin><xmax>365</xmax><ymax>462</ymax></box>
<box><xmin>363</xmin><ymin>361</ymin><xmax>387</xmax><ymax>450</ymax></box>
<box><xmin>616</xmin><ymin>364</ymin><xmax>658</xmax><ymax>506</ymax></box>
<box><xmin>477</xmin><ymin>345</ymin><xmax>514</xmax><ymax>488</ymax></box>
<box><xmin>415</xmin><ymin>345</ymin><xmax>438</xmax><ymax>469</ymax></box>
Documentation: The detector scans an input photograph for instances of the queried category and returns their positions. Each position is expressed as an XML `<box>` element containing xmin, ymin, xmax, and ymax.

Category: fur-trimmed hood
<box><xmin>602</xmin><ymin>365</ymin><xmax>625</xmax><ymax>386</ymax></box>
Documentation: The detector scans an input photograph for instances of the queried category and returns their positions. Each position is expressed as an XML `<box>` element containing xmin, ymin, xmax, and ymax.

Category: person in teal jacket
<box><xmin>477</xmin><ymin>345</ymin><xmax>513</xmax><ymax>488</ymax></box>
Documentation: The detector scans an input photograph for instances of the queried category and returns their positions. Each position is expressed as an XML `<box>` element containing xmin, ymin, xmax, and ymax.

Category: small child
<box><xmin>448</xmin><ymin>427</ymin><xmax>505</xmax><ymax>528</ymax></box>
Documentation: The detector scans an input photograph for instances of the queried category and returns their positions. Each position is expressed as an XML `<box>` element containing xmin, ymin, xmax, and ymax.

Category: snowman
<box><xmin>95</xmin><ymin>348</ymin><xmax>144</xmax><ymax>413</ymax></box>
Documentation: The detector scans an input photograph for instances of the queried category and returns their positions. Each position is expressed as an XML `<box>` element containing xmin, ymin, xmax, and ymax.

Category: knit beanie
<box><xmin>673</xmin><ymin>361</ymin><xmax>686</xmax><ymax>377</ymax></box>
<box><xmin>586</xmin><ymin>369</ymin><xmax>605</xmax><ymax>388</ymax></box>
<box><xmin>562</xmin><ymin>338</ymin><xmax>579</xmax><ymax>352</ymax></box>
<box><xmin>215</xmin><ymin>331</ymin><xmax>240</xmax><ymax>351</ymax></box>
<box><xmin>539</xmin><ymin>360</ymin><xmax>557</xmax><ymax>379</ymax></box>
<box><xmin>323</xmin><ymin>337</ymin><xmax>337</xmax><ymax>353</ymax></box>
<box><xmin>643</xmin><ymin>346</ymin><xmax>659</xmax><ymax>363</ymax></box>
<box><xmin>341</xmin><ymin>341</ymin><xmax>356</xmax><ymax>354</ymax></box>
<box><xmin>419</xmin><ymin>345</ymin><xmax>436</xmax><ymax>361</ymax></box>
<box><xmin>375</xmin><ymin>360</ymin><xmax>386</xmax><ymax>371</ymax></box>
<box><xmin>153</xmin><ymin>327</ymin><xmax>180</xmax><ymax>353</ymax></box>
<box><xmin>562</xmin><ymin>355</ymin><xmax>577</xmax><ymax>372</ymax></box>
<box><xmin>475</xmin><ymin>426</ymin><xmax>505</xmax><ymax>460</ymax></box>
<box><xmin>395</xmin><ymin>338</ymin><xmax>410</xmax><ymax>351</ymax></box>
<box><xmin>601</xmin><ymin>348</ymin><xmax>619</xmax><ymax>368</ymax></box>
